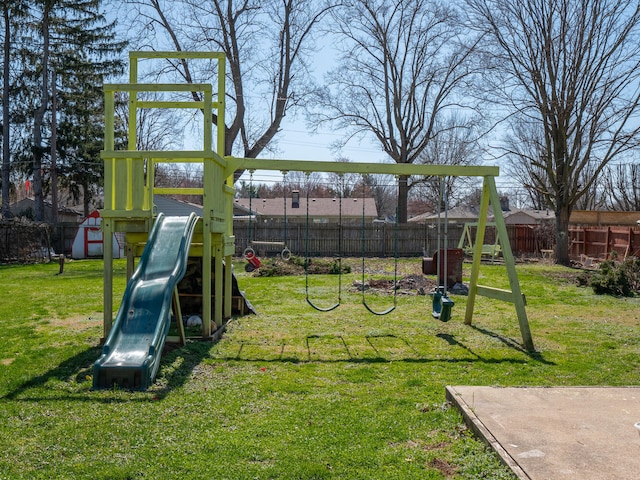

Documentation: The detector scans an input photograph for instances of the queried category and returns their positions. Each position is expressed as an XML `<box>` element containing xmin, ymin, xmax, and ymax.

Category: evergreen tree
<box><xmin>20</xmin><ymin>0</ymin><xmax>125</xmax><ymax>221</ymax></box>
<box><xmin>1</xmin><ymin>0</ymin><xmax>30</xmax><ymax>218</ymax></box>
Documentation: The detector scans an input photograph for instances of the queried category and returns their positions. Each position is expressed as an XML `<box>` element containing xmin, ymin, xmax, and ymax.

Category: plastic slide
<box><xmin>93</xmin><ymin>213</ymin><xmax>198</xmax><ymax>390</ymax></box>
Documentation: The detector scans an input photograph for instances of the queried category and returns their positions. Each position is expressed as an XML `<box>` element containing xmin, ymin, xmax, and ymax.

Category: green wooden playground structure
<box><xmin>97</xmin><ymin>51</ymin><xmax>533</xmax><ymax>388</ymax></box>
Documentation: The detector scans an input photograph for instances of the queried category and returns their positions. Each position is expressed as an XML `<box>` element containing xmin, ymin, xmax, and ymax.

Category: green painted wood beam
<box><xmin>104</xmin><ymin>83</ymin><xmax>212</xmax><ymax>93</ymax></box>
<box><xmin>137</xmin><ymin>101</ymin><xmax>209</xmax><ymax>109</ymax></box>
<box><xmin>225</xmin><ymin>157</ymin><xmax>500</xmax><ymax>178</ymax></box>
<box><xmin>486</xmin><ymin>175</ymin><xmax>534</xmax><ymax>351</ymax></box>
<box><xmin>101</xmin><ymin>150</ymin><xmax>221</xmax><ymax>161</ymax></box>
<box><xmin>476</xmin><ymin>285</ymin><xmax>526</xmax><ymax>305</ymax></box>
<box><xmin>155</xmin><ymin>187</ymin><xmax>204</xmax><ymax>196</ymax></box>
<box><xmin>130</xmin><ymin>51</ymin><xmax>226</xmax><ymax>60</ymax></box>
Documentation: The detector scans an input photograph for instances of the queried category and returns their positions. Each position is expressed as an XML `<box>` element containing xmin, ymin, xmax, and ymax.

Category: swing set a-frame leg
<box><xmin>464</xmin><ymin>176</ymin><xmax>535</xmax><ymax>352</ymax></box>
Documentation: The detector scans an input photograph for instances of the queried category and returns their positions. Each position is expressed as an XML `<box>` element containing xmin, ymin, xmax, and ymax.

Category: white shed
<box><xmin>71</xmin><ymin>211</ymin><xmax>124</xmax><ymax>259</ymax></box>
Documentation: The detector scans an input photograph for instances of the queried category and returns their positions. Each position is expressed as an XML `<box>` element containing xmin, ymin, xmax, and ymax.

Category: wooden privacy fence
<box><xmin>569</xmin><ymin>226</ymin><xmax>640</xmax><ymax>260</ymax></box>
<box><xmin>233</xmin><ymin>221</ymin><xmax>546</xmax><ymax>258</ymax></box>
<box><xmin>235</xmin><ymin>222</ymin><xmax>464</xmax><ymax>257</ymax></box>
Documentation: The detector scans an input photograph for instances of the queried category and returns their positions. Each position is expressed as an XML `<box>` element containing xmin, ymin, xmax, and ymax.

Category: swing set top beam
<box><xmin>225</xmin><ymin>157</ymin><xmax>499</xmax><ymax>178</ymax></box>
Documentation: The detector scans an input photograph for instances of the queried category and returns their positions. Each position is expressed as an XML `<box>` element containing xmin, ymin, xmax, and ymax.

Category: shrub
<box><xmin>588</xmin><ymin>257</ymin><xmax>640</xmax><ymax>297</ymax></box>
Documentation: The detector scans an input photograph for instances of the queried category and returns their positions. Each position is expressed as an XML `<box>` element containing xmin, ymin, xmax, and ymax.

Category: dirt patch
<box><xmin>36</xmin><ymin>314</ymin><xmax>100</xmax><ymax>332</ymax></box>
<box><xmin>253</xmin><ymin>257</ymin><xmax>343</xmax><ymax>276</ymax></box>
<box><xmin>248</xmin><ymin>256</ymin><xmax>437</xmax><ymax>295</ymax></box>
<box><xmin>397</xmin><ymin>274</ymin><xmax>436</xmax><ymax>293</ymax></box>
<box><xmin>1</xmin><ymin>358</ymin><xmax>15</xmax><ymax>366</ymax></box>
<box><xmin>355</xmin><ymin>274</ymin><xmax>437</xmax><ymax>295</ymax></box>
<box><xmin>428</xmin><ymin>458</ymin><xmax>457</xmax><ymax>478</ymax></box>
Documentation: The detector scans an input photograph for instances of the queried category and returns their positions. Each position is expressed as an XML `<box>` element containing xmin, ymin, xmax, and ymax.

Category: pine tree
<box><xmin>23</xmin><ymin>0</ymin><xmax>126</xmax><ymax>221</ymax></box>
<box><xmin>1</xmin><ymin>0</ymin><xmax>30</xmax><ymax>218</ymax></box>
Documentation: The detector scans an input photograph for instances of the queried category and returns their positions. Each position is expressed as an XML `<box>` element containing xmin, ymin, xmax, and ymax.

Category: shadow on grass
<box><xmin>1</xmin><ymin>346</ymin><xmax>102</xmax><ymax>401</ymax></box>
<box><xmin>3</xmin><ymin>324</ymin><xmax>551</xmax><ymax>401</ymax></box>
<box><xmin>222</xmin><ymin>330</ymin><xmax>552</xmax><ymax>366</ymax></box>
<box><xmin>1</xmin><ymin>340</ymin><xmax>216</xmax><ymax>402</ymax></box>
<box><xmin>151</xmin><ymin>340</ymin><xmax>216</xmax><ymax>399</ymax></box>
<box><xmin>467</xmin><ymin>325</ymin><xmax>555</xmax><ymax>365</ymax></box>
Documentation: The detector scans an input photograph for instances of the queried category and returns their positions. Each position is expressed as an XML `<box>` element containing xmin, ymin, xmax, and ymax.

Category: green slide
<box><xmin>93</xmin><ymin>213</ymin><xmax>198</xmax><ymax>390</ymax></box>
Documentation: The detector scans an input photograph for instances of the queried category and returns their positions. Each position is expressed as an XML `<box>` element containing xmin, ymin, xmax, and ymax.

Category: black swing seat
<box><xmin>430</xmin><ymin>287</ymin><xmax>455</xmax><ymax>322</ymax></box>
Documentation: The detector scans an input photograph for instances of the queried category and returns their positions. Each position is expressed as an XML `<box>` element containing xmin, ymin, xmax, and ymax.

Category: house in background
<box><xmin>569</xmin><ymin>210</ymin><xmax>640</xmax><ymax>226</ymax></box>
<box><xmin>408</xmin><ymin>206</ymin><xmax>484</xmax><ymax>224</ymax></box>
<box><xmin>500</xmin><ymin>208</ymin><xmax>555</xmax><ymax>225</ymax></box>
<box><xmin>233</xmin><ymin>195</ymin><xmax>378</xmax><ymax>224</ymax></box>
<box><xmin>153</xmin><ymin>195</ymin><xmax>253</xmax><ymax>218</ymax></box>
<box><xmin>153</xmin><ymin>195</ymin><xmax>203</xmax><ymax>216</ymax></box>
<box><xmin>9</xmin><ymin>198</ymin><xmax>83</xmax><ymax>224</ymax></box>
<box><xmin>408</xmin><ymin>194</ymin><xmax>555</xmax><ymax>226</ymax></box>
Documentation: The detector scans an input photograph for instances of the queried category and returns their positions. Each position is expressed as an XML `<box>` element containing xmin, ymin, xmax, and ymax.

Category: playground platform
<box><xmin>446</xmin><ymin>386</ymin><xmax>640</xmax><ymax>480</ymax></box>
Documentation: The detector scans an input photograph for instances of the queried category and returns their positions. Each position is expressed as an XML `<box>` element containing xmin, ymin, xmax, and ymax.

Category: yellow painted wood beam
<box><xmin>130</xmin><ymin>51</ymin><xmax>226</xmax><ymax>60</ymax></box>
<box><xmin>225</xmin><ymin>157</ymin><xmax>499</xmax><ymax>178</ymax></box>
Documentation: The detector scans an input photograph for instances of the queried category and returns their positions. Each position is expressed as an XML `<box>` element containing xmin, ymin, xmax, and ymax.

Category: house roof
<box><xmin>9</xmin><ymin>198</ymin><xmax>83</xmax><ymax>222</ymax></box>
<box><xmin>409</xmin><ymin>206</ymin><xmax>484</xmax><ymax>223</ymax></box>
<box><xmin>408</xmin><ymin>205</ymin><xmax>556</xmax><ymax>224</ymax></box>
<box><xmin>153</xmin><ymin>196</ymin><xmax>203</xmax><ymax>216</ymax></box>
<box><xmin>234</xmin><ymin>197</ymin><xmax>378</xmax><ymax>218</ymax></box>
<box><xmin>10</xmin><ymin>198</ymin><xmax>83</xmax><ymax>216</ymax></box>
<box><xmin>500</xmin><ymin>208</ymin><xmax>555</xmax><ymax>223</ymax></box>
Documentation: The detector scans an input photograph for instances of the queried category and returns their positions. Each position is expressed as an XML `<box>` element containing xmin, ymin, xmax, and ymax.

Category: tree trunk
<box><xmin>1</xmin><ymin>5</ymin><xmax>11</xmax><ymax>218</ymax></box>
<box><xmin>83</xmin><ymin>180</ymin><xmax>90</xmax><ymax>217</ymax></box>
<box><xmin>554</xmin><ymin>205</ymin><xmax>571</xmax><ymax>266</ymax></box>
<box><xmin>50</xmin><ymin>69</ymin><xmax>58</xmax><ymax>225</ymax></box>
<box><xmin>32</xmin><ymin>9</ymin><xmax>50</xmax><ymax>222</ymax></box>
<box><xmin>397</xmin><ymin>175</ymin><xmax>409</xmax><ymax>223</ymax></box>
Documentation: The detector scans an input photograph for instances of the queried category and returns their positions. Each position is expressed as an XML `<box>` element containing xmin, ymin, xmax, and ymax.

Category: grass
<box><xmin>0</xmin><ymin>257</ymin><xmax>639</xmax><ymax>479</ymax></box>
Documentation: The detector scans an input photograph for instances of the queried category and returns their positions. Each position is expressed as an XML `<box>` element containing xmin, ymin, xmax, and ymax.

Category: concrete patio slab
<box><xmin>446</xmin><ymin>386</ymin><xmax>640</xmax><ymax>480</ymax></box>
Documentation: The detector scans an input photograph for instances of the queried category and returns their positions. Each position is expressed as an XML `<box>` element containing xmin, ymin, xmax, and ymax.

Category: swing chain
<box><xmin>361</xmin><ymin>174</ymin><xmax>398</xmax><ymax>315</ymax></box>
<box><xmin>281</xmin><ymin>171</ymin><xmax>291</xmax><ymax>260</ymax></box>
<box><xmin>243</xmin><ymin>170</ymin><xmax>255</xmax><ymax>259</ymax></box>
<box><xmin>305</xmin><ymin>171</ymin><xmax>341</xmax><ymax>312</ymax></box>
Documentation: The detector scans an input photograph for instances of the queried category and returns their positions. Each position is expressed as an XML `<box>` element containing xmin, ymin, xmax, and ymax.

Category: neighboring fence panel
<box><xmin>12</xmin><ymin>218</ymin><xmax>640</xmax><ymax>262</ymax></box>
<box><xmin>569</xmin><ymin>226</ymin><xmax>640</xmax><ymax>259</ymax></box>
<box><xmin>235</xmin><ymin>221</ymin><xmax>499</xmax><ymax>258</ymax></box>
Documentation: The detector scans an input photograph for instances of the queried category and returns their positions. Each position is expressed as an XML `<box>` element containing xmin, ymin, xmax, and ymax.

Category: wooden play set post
<box><xmin>100</xmin><ymin>51</ymin><xmax>534</xmax><ymax>352</ymax></box>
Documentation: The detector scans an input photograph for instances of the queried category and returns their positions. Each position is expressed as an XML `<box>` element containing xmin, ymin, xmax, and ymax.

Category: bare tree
<box><xmin>603</xmin><ymin>162</ymin><xmax>640</xmax><ymax>211</ymax></box>
<box><xmin>114</xmin><ymin>91</ymin><xmax>184</xmax><ymax>152</ymax></box>
<box><xmin>574</xmin><ymin>162</ymin><xmax>607</xmax><ymax>211</ymax></box>
<box><xmin>355</xmin><ymin>173</ymin><xmax>396</xmax><ymax>219</ymax></box>
<box><xmin>467</xmin><ymin>0</ymin><xmax>640</xmax><ymax>264</ymax></box>
<box><xmin>311</xmin><ymin>0</ymin><xmax>481</xmax><ymax>223</ymax></box>
<box><xmin>413</xmin><ymin>112</ymin><xmax>483</xmax><ymax>209</ymax></box>
<box><xmin>503</xmin><ymin>117</ymin><xmax>556</xmax><ymax>210</ymax></box>
<box><xmin>283</xmin><ymin>170</ymin><xmax>323</xmax><ymax>197</ymax></box>
<box><xmin>123</xmin><ymin>0</ymin><xmax>332</xmax><ymax>178</ymax></box>
<box><xmin>326</xmin><ymin>157</ymin><xmax>361</xmax><ymax>198</ymax></box>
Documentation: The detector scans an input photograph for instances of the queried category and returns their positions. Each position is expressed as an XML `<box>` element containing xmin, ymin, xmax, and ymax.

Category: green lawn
<box><xmin>0</xmin><ymin>258</ymin><xmax>638</xmax><ymax>479</ymax></box>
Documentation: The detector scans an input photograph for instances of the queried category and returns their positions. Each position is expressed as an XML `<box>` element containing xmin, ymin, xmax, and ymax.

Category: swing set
<box><xmin>99</xmin><ymin>51</ymin><xmax>534</xmax><ymax>352</ymax></box>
